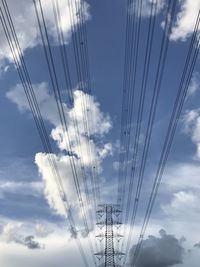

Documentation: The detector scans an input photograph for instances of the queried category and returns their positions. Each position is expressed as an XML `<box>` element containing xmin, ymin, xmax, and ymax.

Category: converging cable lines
<box><xmin>51</xmin><ymin>0</ymin><xmax>99</xmax><ymax>257</ymax></box>
<box><xmin>33</xmin><ymin>0</ymin><xmax>97</xmax><ymax>264</ymax></box>
<box><xmin>123</xmin><ymin>0</ymin><xmax>177</xmax><ymax>263</ymax></box>
<box><xmin>117</xmin><ymin>0</ymin><xmax>142</xmax><ymax>209</ymax></box>
<box><xmin>0</xmin><ymin>1</ymin><xmax>90</xmax><ymax>266</ymax></box>
<box><xmin>119</xmin><ymin>0</ymin><xmax>158</xmax><ymax>258</ymax></box>
<box><xmin>130</xmin><ymin>10</ymin><xmax>200</xmax><ymax>267</ymax></box>
<box><xmin>51</xmin><ymin>0</ymin><xmax>95</xmax><ymax>234</ymax></box>
<box><xmin>67</xmin><ymin>0</ymin><xmax>101</xmax><ymax>208</ymax></box>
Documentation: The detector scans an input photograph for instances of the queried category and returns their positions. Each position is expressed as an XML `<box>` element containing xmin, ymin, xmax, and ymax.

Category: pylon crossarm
<box><xmin>95</xmin><ymin>204</ymin><xmax>125</xmax><ymax>267</ymax></box>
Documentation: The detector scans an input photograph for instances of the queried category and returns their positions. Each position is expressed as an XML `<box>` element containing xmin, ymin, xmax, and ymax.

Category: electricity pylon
<box><xmin>95</xmin><ymin>204</ymin><xmax>125</xmax><ymax>267</ymax></box>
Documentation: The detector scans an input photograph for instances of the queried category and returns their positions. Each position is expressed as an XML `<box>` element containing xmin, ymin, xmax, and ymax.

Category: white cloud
<box><xmin>7</xmin><ymin>83</ymin><xmax>112</xmax><ymax>139</ymax></box>
<box><xmin>155</xmin><ymin>163</ymin><xmax>200</xmax><ymax>253</ymax></box>
<box><xmin>97</xmin><ymin>143</ymin><xmax>113</xmax><ymax>159</ymax></box>
<box><xmin>7</xmin><ymin>82</ymin><xmax>113</xmax><ymax>217</ymax></box>
<box><xmin>50</xmin><ymin>90</ymin><xmax>112</xmax><ymax>167</ymax></box>
<box><xmin>160</xmin><ymin>163</ymin><xmax>200</xmax><ymax>223</ymax></box>
<box><xmin>0</xmin><ymin>219</ymin><xmax>95</xmax><ymax>267</ymax></box>
<box><xmin>129</xmin><ymin>0</ymin><xmax>165</xmax><ymax>18</ymax></box>
<box><xmin>183</xmin><ymin>109</ymin><xmax>200</xmax><ymax>159</ymax></box>
<box><xmin>6</xmin><ymin>82</ymin><xmax>66</xmax><ymax>125</ymax></box>
<box><xmin>187</xmin><ymin>72</ymin><xmax>200</xmax><ymax>97</ymax></box>
<box><xmin>0</xmin><ymin>181</ymin><xmax>43</xmax><ymax>197</ymax></box>
<box><xmin>0</xmin><ymin>222</ymin><xmax>45</xmax><ymax>249</ymax></box>
<box><xmin>35</xmin><ymin>152</ymin><xmax>82</xmax><ymax>217</ymax></box>
<box><xmin>35</xmin><ymin>224</ymin><xmax>53</xmax><ymax>238</ymax></box>
<box><xmin>162</xmin><ymin>191</ymin><xmax>200</xmax><ymax>218</ymax></box>
<box><xmin>170</xmin><ymin>0</ymin><xmax>200</xmax><ymax>41</ymax></box>
<box><xmin>0</xmin><ymin>0</ymin><xmax>90</xmax><ymax>67</ymax></box>
<box><xmin>129</xmin><ymin>0</ymin><xmax>200</xmax><ymax>42</ymax></box>
<box><xmin>162</xmin><ymin>163</ymin><xmax>200</xmax><ymax>190</ymax></box>
<box><xmin>159</xmin><ymin>188</ymin><xmax>200</xmax><ymax>260</ymax></box>
<box><xmin>0</xmin><ymin>220</ymin><xmax>54</xmax><ymax>241</ymax></box>
<box><xmin>69</xmin><ymin>90</ymin><xmax>112</xmax><ymax>137</ymax></box>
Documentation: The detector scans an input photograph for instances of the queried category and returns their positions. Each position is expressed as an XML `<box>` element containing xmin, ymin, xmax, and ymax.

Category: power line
<box><xmin>0</xmin><ymin>1</ymin><xmax>90</xmax><ymax>265</ymax></box>
<box><xmin>67</xmin><ymin>0</ymin><xmax>101</xmax><ymax>208</ymax></box>
<box><xmin>123</xmin><ymin>0</ymin><xmax>177</xmax><ymax>263</ymax></box>
<box><xmin>51</xmin><ymin>0</ymin><xmax>95</xmax><ymax>234</ymax></box>
<box><xmin>131</xmin><ymin>10</ymin><xmax>200</xmax><ymax>267</ymax></box>
<box><xmin>119</xmin><ymin>0</ymin><xmax>159</xmax><ymax>257</ymax></box>
<box><xmin>51</xmin><ymin>0</ymin><xmax>99</xmax><ymax>260</ymax></box>
<box><xmin>33</xmin><ymin>0</ymin><xmax>97</xmax><ymax>263</ymax></box>
<box><xmin>117</xmin><ymin>0</ymin><xmax>142</xmax><ymax>209</ymax></box>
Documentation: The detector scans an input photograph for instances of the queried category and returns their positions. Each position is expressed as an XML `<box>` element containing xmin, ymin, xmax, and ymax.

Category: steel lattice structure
<box><xmin>95</xmin><ymin>204</ymin><xmax>125</xmax><ymax>267</ymax></box>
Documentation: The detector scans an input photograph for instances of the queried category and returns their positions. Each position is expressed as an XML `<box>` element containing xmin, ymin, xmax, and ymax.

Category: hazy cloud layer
<box><xmin>157</xmin><ymin>162</ymin><xmax>200</xmax><ymax>263</ymax></box>
<box><xmin>162</xmin><ymin>163</ymin><xmax>200</xmax><ymax>190</ymax></box>
<box><xmin>0</xmin><ymin>219</ymin><xmax>95</xmax><ymax>267</ymax></box>
<box><xmin>162</xmin><ymin>191</ymin><xmax>200</xmax><ymax>221</ymax></box>
<box><xmin>0</xmin><ymin>181</ymin><xmax>43</xmax><ymax>198</ymax></box>
<box><xmin>194</xmin><ymin>242</ymin><xmax>200</xmax><ymax>249</ymax></box>
<box><xmin>0</xmin><ymin>222</ymin><xmax>44</xmax><ymax>249</ymax></box>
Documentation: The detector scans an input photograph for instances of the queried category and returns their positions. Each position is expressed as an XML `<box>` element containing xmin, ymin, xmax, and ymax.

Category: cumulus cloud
<box><xmin>187</xmin><ymin>72</ymin><xmax>200</xmax><ymax>97</ymax></box>
<box><xmin>129</xmin><ymin>0</ymin><xmax>165</xmax><ymax>18</ymax></box>
<box><xmin>170</xmin><ymin>0</ymin><xmax>200</xmax><ymax>41</ymax></box>
<box><xmin>0</xmin><ymin>223</ymin><xmax>43</xmax><ymax>249</ymax></box>
<box><xmin>0</xmin><ymin>0</ymin><xmax>90</xmax><ymax>68</ymax></box>
<box><xmin>128</xmin><ymin>0</ymin><xmax>200</xmax><ymax>42</ymax></box>
<box><xmin>183</xmin><ymin>108</ymin><xmax>200</xmax><ymax>159</ymax></box>
<box><xmin>129</xmin><ymin>229</ymin><xmax>184</xmax><ymax>267</ymax></box>
<box><xmin>7</xmin><ymin>83</ymin><xmax>112</xmax><ymax>139</ymax></box>
<box><xmin>35</xmin><ymin>152</ymin><xmax>81</xmax><ymax>217</ymax></box>
<box><xmin>7</xmin><ymin>83</ymin><xmax>112</xmax><ymax>217</ymax></box>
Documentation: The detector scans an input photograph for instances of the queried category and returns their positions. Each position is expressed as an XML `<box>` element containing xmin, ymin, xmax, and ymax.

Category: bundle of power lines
<box><xmin>117</xmin><ymin>0</ymin><xmax>200</xmax><ymax>266</ymax></box>
<box><xmin>0</xmin><ymin>0</ymin><xmax>101</xmax><ymax>266</ymax></box>
<box><xmin>1</xmin><ymin>0</ymin><xmax>200</xmax><ymax>266</ymax></box>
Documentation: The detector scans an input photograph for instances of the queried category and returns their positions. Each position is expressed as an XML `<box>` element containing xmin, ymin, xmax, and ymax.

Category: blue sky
<box><xmin>0</xmin><ymin>0</ymin><xmax>200</xmax><ymax>266</ymax></box>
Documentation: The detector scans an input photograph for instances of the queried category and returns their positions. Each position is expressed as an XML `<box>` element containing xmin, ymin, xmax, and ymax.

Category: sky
<box><xmin>0</xmin><ymin>0</ymin><xmax>200</xmax><ymax>266</ymax></box>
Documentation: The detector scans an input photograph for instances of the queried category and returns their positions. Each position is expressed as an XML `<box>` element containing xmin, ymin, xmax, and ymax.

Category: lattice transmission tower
<box><xmin>95</xmin><ymin>204</ymin><xmax>125</xmax><ymax>267</ymax></box>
